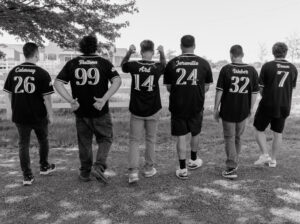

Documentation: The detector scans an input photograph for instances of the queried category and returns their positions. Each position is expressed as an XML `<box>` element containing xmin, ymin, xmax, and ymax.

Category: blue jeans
<box><xmin>15</xmin><ymin>118</ymin><xmax>49</xmax><ymax>176</ymax></box>
<box><xmin>76</xmin><ymin>113</ymin><xmax>113</xmax><ymax>176</ymax></box>
<box><xmin>128</xmin><ymin>112</ymin><xmax>159</xmax><ymax>172</ymax></box>
<box><xmin>222</xmin><ymin>119</ymin><xmax>246</xmax><ymax>169</ymax></box>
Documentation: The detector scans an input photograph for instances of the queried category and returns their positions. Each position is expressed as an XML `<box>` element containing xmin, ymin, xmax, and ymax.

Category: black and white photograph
<box><xmin>0</xmin><ymin>0</ymin><xmax>299</xmax><ymax>223</ymax></box>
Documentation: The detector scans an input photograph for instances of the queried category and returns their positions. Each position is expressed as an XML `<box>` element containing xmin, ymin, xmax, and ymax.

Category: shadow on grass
<box><xmin>1</xmin><ymin>110</ymin><xmax>300</xmax><ymax>224</ymax></box>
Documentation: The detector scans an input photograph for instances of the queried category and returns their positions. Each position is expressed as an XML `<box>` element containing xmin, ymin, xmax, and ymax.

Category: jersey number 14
<box><xmin>134</xmin><ymin>75</ymin><xmax>154</xmax><ymax>91</ymax></box>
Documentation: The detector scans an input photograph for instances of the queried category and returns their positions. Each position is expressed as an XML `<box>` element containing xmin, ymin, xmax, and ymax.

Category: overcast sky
<box><xmin>1</xmin><ymin>0</ymin><xmax>300</xmax><ymax>62</ymax></box>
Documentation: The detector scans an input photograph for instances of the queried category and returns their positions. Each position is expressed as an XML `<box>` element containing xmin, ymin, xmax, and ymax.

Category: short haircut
<box><xmin>181</xmin><ymin>35</ymin><xmax>195</xmax><ymax>48</ymax></box>
<box><xmin>23</xmin><ymin>42</ymin><xmax>39</xmax><ymax>59</ymax></box>
<box><xmin>79</xmin><ymin>35</ymin><xmax>98</xmax><ymax>54</ymax></box>
<box><xmin>140</xmin><ymin>40</ymin><xmax>154</xmax><ymax>52</ymax></box>
<box><xmin>272</xmin><ymin>42</ymin><xmax>288</xmax><ymax>58</ymax></box>
<box><xmin>230</xmin><ymin>45</ymin><xmax>244</xmax><ymax>58</ymax></box>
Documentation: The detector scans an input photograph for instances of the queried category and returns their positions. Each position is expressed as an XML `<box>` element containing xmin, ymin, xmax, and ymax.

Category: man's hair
<box><xmin>181</xmin><ymin>35</ymin><xmax>195</xmax><ymax>48</ymax></box>
<box><xmin>23</xmin><ymin>42</ymin><xmax>39</xmax><ymax>59</ymax></box>
<box><xmin>272</xmin><ymin>42</ymin><xmax>288</xmax><ymax>58</ymax></box>
<box><xmin>140</xmin><ymin>40</ymin><xmax>154</xmax><ymax>52</ymax></box>
<box><xmin>230</xmin><ymin>45</ymin><xmax>244</xmax><ymax>58</ymax></box>
<box><xmin>79</xmin><ymin>35</ymin><xmax>98</xmax><ymax>54</ymax></box>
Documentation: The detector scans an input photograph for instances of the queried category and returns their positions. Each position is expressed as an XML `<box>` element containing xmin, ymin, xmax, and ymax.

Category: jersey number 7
<box><xmin>277</xmin><ymin>71</ymin><xmax>289</xmax><ymax>87</ymax></box>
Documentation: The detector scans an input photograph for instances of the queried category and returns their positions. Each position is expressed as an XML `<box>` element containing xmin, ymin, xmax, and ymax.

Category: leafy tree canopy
<box><xmin>0</xmin><ymin>0</ymin><xmax>138</xmax><ymax>48</ymax></box>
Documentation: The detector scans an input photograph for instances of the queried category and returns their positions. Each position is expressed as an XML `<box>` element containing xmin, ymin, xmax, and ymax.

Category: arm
<box><xmin>53</xmin><ymin>80</ymin><xmax>79</xmax><ymax>111</ymax></box>
<box><xmin>213</xmin><ymin>90</ymin><xmax>223</xmax><ymax>122</ymax></box>
<box><xmin>7</xmin><ymin>93</ymin><xmax>12</xmax><ymax>102</ymax></box>
<box><xmin>121</xmin><ymin>45</ymin><xmax>136</xmax><ymax>70</ymax></box>
<box><xmin>249</xmin><ymin>93</ymin><xmax>258</xmax><ymax>117</ymax></box>
<box><xmin>43</xmin><ymin>94</ymin><xmax>53</xmax><ymax>123</ymax></box>
<box><xmin>94</xmin><ymin>77</ymin><xmax>122</xmax><ymax>111</ymax></box>
<box><xmin>157</xmin><ymin>45</ymin><xmax>166</xmax><ymax>67</ymax></box>
<box><xmin>205</xmin><ymin>84</ymin><xmax>210</xmax><ymax>93</ymax></box>
<box><xmin>166</xmin><ymin>84</ymin><xmax>171</xmax><ymax>92</ymax></box>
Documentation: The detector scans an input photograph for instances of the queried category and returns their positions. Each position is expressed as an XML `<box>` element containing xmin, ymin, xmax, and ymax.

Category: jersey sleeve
<box><xmin>205</xmin><ymin>62</ymin><xmax>213</xmax><ymax>84</ymax></box>
<box><xmin>292</xmin><ymin>66</ymin><xmax>298</xmax><ymax>88</ymax></box>
<box><xmin>216</xmin><ymin>67</ymin><xmax>225</xmax><ymax>91</ymax></box>
<box><xmin>106</xmin><ymin>61</ymin><xmax>120</xmax><ymax>82</ymax></box>
<box><xmin>3</xmin><ymin>71</ymin><xmax>13</xmax><ymax>94</ymax></box>
<box><xmin>163</xmin><ymin>61</ymin><xmax>173</xmax><ymax>85</ymax></box>
<box><xmin>56</xmin><ymin>62</ymin><xmax>71</xmax><ymax>84</ymax></box>
<box><xmin>121</xmin><ymin>61</ymin><xmax>133</xmax><ymax>73</ymax></box>
<box><xmin>252</xmin><ymin>68</ymin><xmax>260</xmax><ymax>94</ymax></box>
<box><xmin>258</xmin><ymin>64</ymin><xmax>267</xmax><ymax>88</ymax></box>
<box><xmin>40</xmin><ymin>71</ymin><xmax>55</xmax><ymax>96</ymax></box>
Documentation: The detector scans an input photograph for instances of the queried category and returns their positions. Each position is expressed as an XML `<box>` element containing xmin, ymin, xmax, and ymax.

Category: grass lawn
<box><xmin>0</xmin><ymin>108</ymin><xmax>300</xmax><ymax>224</ymax></box>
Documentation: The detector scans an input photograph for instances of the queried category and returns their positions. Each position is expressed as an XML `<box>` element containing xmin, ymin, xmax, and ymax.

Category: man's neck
<box><xmin>25</xmin><ymin>58</ymin><xmax>36</xmax><ymax>64</ymax></box>
<box><xmin>275</xmin><ymin>57</ymin><xmax>286</xmax><ymax>60</ymax></box>
<box><xmin>141</xmin><ymin>56</ymin><xmax>152</xmax><ymax>61</ymax></box>
<box><xmin>182</xmin><ymin>50</ymin><xmax>194</xmax><ymax>54</ymax></box>
<box><xmin>232</xmin><ymin>58</ymin><xmax>243</xmax><ymax>64</ymax></box>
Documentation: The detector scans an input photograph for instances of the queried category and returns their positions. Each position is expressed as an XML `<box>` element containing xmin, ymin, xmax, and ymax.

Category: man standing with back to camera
<box><xmin>164</xmin><ymin>35</ymin><xmax>213</xmax><ymax>179</ymax></box>
<box><xmin>3</xmin><ymin>42</ymin><xmax>56</xmax><ymax>186</ymax></box>
<box><xmin>253</xmin><ymin>42</ymin><xmax>298</xmax><ymax>167</ymax></box>
<box><xmin>214</xmin><ymin>45</ymin><xmax>259</xmax><ymax>179</ymax></box>
<box><xmin>54</xmin><ymin>35</ymin><xmax>121</xmax><ymax>183</ymax></box>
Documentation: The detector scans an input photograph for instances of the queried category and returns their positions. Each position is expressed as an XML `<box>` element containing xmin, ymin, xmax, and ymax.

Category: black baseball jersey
<box><xmin>56</xmin><ymin>55</ymin><xmax>120</xmax><ymax>117</ymax></box>
<box><xmin>3</xmin><ymin>62</ymin><xmax>54</xmax><ymax>124</ymax></box>
<box><xmin>164</xmin><ymin>53</ymin><xmax>213</xmax><ymax>118</ymax></box>
<box><xmin>257</xmin><ymin>59</ymin><xmax>298</xmax><ymax>118</ymax></box>
<box><xmin>216</xmin><ymin>63</ymin><xmax>259</xmax><ymax>122</ymax></box>
<box><xmin>122</xmin><ymin>60</ymin><xmax>164</xmax><ymax>117</ymax></box>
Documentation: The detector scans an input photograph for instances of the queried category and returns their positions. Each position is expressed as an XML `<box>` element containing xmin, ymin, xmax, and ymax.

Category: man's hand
<box><xmin>213</xmin><ymin>110</ymin><xmax>220</xmax><ymax>122</ymax></box>
<box><xmin>93</xmin><ymin>97</ymin><xmax>107</xmax><ymax>111</ymax></box>
<box><xmin>157</xmin><ymin>45</ymin><xmax>164</xmax><ymax>54</ymax></box>
<box><xmin>70</xmin><ymin>98</ymin><xmax>80</xmax><ymax>112</ymax></box>
<box><xmin>129</xmin><ymin>44</ymin><xmax>136</xmax><ymax>54</ymax></box>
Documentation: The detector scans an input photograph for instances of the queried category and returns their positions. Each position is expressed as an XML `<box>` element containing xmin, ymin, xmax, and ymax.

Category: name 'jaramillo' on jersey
<box><xmin>175</xmin><ymin>60</ymin><xmax>199</xmax><ymax>67</ymax></box>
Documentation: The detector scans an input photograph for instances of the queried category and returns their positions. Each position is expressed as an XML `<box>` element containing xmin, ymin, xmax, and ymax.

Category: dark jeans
<box><xmin>76</xmin><ymin>113</ymin><xmax>113</xmax><ymax>176</ymax></box>
<box><xmin>16</xmin><ymin>118</ymin><xmax>49</xmax><ymax>177</ymax></box>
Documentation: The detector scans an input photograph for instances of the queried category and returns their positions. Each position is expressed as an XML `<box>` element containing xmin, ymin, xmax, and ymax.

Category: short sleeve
<box><xmin>3</xmin><ymin>71</ymin><xmax>13</xmax><ymax>94</ymax></box>
<box><xmin>205</xmin><ymin>62</ymin><xmax>213</xmax><ymax>84</ymax></box>
<box><xmin>40</xmin><ymin>71</ymin><xmax>55</xmax><ymax>96</ymax></box>
<box><xmin>216</xmin><ymin>67</ymin><xmax>225</xmax><ymax>91</ymax></box>
<box><xmin>293</xmin><ymin>66</ymin><xmax>298</xmax><ymax>88</ymax></box>
<box><xmin>106</xmin><ymin>61</ymin><xmax>120</xmax><ymax>81</ymax></box>
<box><xmin>163</xmin><ymin>61</ymin><xmax>173</xmax><ymax>85</ymax></box>
<box><xmin>252</xmin><ymin>68</ymin><xmax>259</xmax><ymax>93</ymax></box>
<box><xmin>258</xmin><ymin>64</ymin><xmax>266</xmax><ymax>88</ymax></box>
<box><xmin>56</xmin><ymin>62</ymin><xmax>71</xmax><ymax>84</ymax></box>
<box><xmin>122</xmin><ymin>61</ymin><xmax>131</xmax><ymax>73</ymax></box>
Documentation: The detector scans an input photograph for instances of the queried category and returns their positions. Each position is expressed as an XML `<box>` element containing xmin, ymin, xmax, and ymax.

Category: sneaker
<box><xmin>40</xmin><ymin>164</ymin><xmax>56</xmax><ymax>175</ymax></box>
<box><xmin>144</xmin><ymin>167</ymin><xmax>157</xmax><ymax>178</ymax></box>
<box><xmin>78</xmin><ymin>173</ymin><xmax>91</xmax><ymax>182</ymax></box>
<box><xmin>23</xmin><ymin>175</ymin><xmax>35</xmax><ymax>186</ymax></box>
<box><xmin>176</xmin><ymin>168</ymin><xmax>188</xmax><ymax>180</ymax></box>
<box><xmin>254</xmin><ymin>154</ymin><xmax>272</xmax><ymax>165</ymax></box>
<box><xmin>268</xmin><ymin>159</ymin><xmax>277</xmax><ymax>168</ymax></box>
<box><xmin>187</xmin><ymin>158</ymin><xmax>203</xmax><ymax>170</ymax></box>
<box><xmin>222</xmin><ymin>168</ymin><xmax>238</xmax><ymax>179</ymax></box>
<box><xmin>129</xmin><ymin>172</ymin><xmax>139</xmax><ymax>183</ymax></box>
<box><xmin>91</xmin><ymin>166</ymin><xmax>108</xmax><ymax>184</ymax></box>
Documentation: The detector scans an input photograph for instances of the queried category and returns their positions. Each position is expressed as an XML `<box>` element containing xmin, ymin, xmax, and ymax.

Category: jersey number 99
<box><xmin>75</xmin><ymin>68</ymin><xmax>100</xmax><ymax>86</ymax></box>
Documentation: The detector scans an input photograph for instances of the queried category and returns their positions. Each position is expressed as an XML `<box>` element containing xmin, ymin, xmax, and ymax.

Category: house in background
<box><xmin>0</xmin><ymin>44</ymin><xmax>22</xmax><ymax>61</ymax></box>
